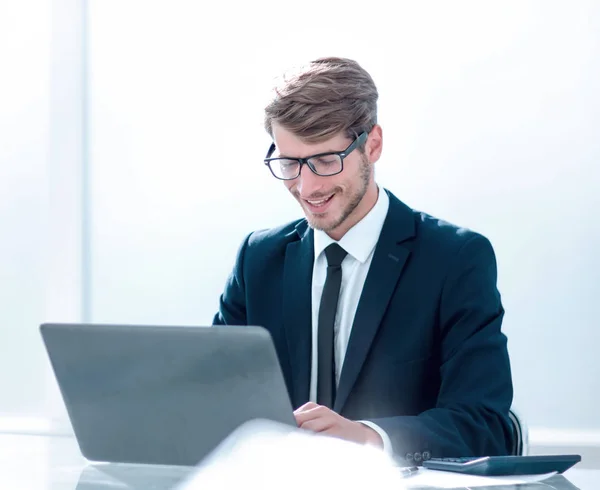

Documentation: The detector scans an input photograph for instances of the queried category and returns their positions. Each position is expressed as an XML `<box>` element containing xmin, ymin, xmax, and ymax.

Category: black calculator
<box><xmin>422</xmin><ymin>454</ymin><xmax>581</xmax><ymax>476</ymax></box>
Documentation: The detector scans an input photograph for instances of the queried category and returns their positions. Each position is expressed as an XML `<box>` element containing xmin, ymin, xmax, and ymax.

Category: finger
<box><xmin>298</xmin><ymin>416</ymin><xmax>335</xmax><ymax>433</ymax></box>
<box><xmin>319</xmin><ymin>426</ymin><xmax>349</xmax><ymax>439</ymax></box>
<box><xmin>294</xmin><ymin>405</ymin><xmax>330</xmax><ymax>425</ymax></box>
<box><xmin>294</xmin><ymin>409</ymin><xmax>318</xmax><ymax>425</ymax></box>
<box><xmin>293</xmin><ymin>402</ymin><xmax>318</xmax><ymax>415</ymax></box>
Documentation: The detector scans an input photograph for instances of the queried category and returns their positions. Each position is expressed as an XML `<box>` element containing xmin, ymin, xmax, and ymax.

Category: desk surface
<box><xmin>0</xmin><ymin>433</ymin><xmax>596</xmax><ymax>490</ymax></box>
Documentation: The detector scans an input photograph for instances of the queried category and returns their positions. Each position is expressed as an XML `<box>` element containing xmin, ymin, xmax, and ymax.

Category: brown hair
<box><xmin>264</xmin><ymin>57</ymin><xmax>379</xmax><ymax>144</ymax></box>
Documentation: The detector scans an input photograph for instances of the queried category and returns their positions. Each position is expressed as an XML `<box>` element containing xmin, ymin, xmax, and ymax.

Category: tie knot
<box><xmin>324</xmin><ymin>243</ymin><xmax>347</xmax><ymax>267</ymax></box>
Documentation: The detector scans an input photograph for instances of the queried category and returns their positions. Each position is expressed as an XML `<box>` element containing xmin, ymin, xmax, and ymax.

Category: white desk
<box><xmin>0</xmin><ymin>433</ymin><xmax>596</xmax><ymax>489</ymax></box>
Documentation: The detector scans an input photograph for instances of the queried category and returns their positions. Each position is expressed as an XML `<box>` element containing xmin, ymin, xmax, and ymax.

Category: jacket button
<box><xmin>414</xmin><ymin>452</ymin><xmax>423</xmax><ymax>463</ymax></box>
<box><xmin>423</xmin><ymin>451</ymin><xmax>431</xmax><ymax>461</ymax></box>
<box><xmin>405</xmin><ymin>452</ymin><xmax>413</xmax><ymax>462</ymax></box>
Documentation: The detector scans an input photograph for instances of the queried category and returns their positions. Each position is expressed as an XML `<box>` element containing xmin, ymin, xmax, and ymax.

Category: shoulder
<box><xmin>247</xmin><ymin>218</ymin><xmax>306</xmax><ymax>244</ymax></box>
<box><xmin>242</xmin><ymin>217</ymin><xmax>308</xmax><ymax>254</ymax></box>
<box><xmin>415</xmin><ymin>211</ymin><xmax>492</xmax><ymax>252</ymax></box>
<box><xmin>386</xmin><ymin>190</ymin><xmax>496</xmax><ymax>261</ymax></box>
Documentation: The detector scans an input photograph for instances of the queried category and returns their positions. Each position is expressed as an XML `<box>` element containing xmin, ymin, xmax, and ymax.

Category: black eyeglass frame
<box><xmin>263</xmin><ymin>131</ymin><xmax>368</xmax><ymax>180</ymax></box>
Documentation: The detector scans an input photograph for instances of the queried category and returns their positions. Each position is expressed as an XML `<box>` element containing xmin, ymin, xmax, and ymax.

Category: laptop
<box><xmin>40</xmin><ymin>323</ymin><xmax>296</xmax><ymax>467</ymax></box>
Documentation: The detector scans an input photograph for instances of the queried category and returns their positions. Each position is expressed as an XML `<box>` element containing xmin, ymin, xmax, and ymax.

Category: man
<box><xmin>213</xmin><ymin>57</ymin><xmax>514</xmax><ymax>462</ymax></box>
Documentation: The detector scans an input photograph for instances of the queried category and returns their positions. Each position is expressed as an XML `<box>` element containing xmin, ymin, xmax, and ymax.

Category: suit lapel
<box><xmin>282</xmin><ymin>222</ymin><xmax>314</xmax><ymax>409</ymax></box>
<box><xmin>334</xmin><ymin>192</ymin><xmax>415</xmax><ymax>413</ymax></box>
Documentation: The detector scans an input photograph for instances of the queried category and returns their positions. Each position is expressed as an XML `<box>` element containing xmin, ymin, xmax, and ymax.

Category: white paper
<box><xmin>176</xmin><ymin>419</ymin><xmax>560</xmax><ymax>490</ymax></box>
<box><xmin>176</xmin><ymin>419</ymin><xmax>406</xmax><ymax>490</ymax></box>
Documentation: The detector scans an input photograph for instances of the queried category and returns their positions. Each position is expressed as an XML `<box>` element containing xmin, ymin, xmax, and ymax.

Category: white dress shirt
<box><xmin>309</xmin><ymin>186</ymin><xmax>393</xmax><ymax>454</ymax></box>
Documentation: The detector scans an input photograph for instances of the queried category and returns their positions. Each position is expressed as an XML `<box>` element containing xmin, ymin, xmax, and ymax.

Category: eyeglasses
<box><xmin>264</xmin><ymin>132</ymin><xmax>368</xmax><ymax>180</ymax></box>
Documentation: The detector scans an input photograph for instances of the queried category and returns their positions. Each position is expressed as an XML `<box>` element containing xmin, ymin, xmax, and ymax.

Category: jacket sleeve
<box><xmin>368</xmin><ymin>233</ymin><xmax>514</xmax><ymax>462</ymax></box>
<box><xmin>212</xmin><ymin>233</ymin><xmax>252</xmax><ymax>326</ymax></box>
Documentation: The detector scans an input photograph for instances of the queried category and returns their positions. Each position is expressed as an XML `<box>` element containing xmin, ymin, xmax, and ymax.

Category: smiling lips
<box><xmin>303</xmin><ymin>193</ymin><xmax>335</xmax><ymax>213</ymax></box>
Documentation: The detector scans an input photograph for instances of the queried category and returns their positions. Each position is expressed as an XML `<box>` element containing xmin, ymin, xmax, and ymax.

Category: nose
<box><xmin>296</xmin><ymin>164</ymin><xmax>325</xmax><ymax>198</ymax></box>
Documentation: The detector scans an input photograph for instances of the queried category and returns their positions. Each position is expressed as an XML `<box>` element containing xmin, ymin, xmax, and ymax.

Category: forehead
<box><xmin>271</xmin><ymin>124</ymin><xmax>349</xmax><ymax>158</ymax></box>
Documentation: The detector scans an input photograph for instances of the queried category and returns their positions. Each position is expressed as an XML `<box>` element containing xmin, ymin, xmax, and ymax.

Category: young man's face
<box><xmin>272</xmin><ymin>124</ymin><xmax>381</xmax><ymax>240</ymax></box>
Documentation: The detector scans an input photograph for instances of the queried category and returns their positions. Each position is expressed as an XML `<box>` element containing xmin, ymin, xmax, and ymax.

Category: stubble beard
<box><xmin>304</xmin><ymin>159</ymin><xmax>372</xmax><ymax>233</ymax></box>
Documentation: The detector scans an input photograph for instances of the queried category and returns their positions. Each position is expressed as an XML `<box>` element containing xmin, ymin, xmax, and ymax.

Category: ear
<box><xmin>365</xmin><ymin>125</ymin><xmax>383</xmax><ymax>163</ymax></box>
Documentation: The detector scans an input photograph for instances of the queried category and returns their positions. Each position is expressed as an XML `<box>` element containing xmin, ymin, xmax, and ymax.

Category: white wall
<box><xmin>0</xmin><ymin>0</ymin><xmax>84</xmax><ymax>432</ymax></box>
<box><xmin>0</xmin><ymin>1</ymin><xmax>52</xmax><ymax>421</ymax></box>
<box><xmin>87</xmin><ymin>0</ymin><xmax>600</xmax><ymax>433</ymax></box>
<box><xmin>1</xmin><ymin>0</ymin><xmax>598</xmax><ymax>439</ymax></box>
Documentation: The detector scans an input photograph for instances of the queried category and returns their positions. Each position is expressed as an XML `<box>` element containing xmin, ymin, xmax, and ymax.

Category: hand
<box><xmin>293</xmin><ymin>402</ymin><xmax>383</xmax><ymax>448</ymax></box>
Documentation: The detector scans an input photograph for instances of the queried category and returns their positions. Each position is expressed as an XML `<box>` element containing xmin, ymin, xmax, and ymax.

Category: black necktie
<box><xmin>317</xmin><ymin>243</ymin><xmax>348</xmax><ymax>409</ymax></box>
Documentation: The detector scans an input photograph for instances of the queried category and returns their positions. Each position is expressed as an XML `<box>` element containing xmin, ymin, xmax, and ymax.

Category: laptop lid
<box><xmin>40</xmin><ymin>323</ymin><xmax>296</xmax><ymax>466</ymax></box>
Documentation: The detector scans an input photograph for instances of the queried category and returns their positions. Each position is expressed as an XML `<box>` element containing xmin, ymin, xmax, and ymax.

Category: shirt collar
<box><xmin>313</xmin><ymin>185</ymin><xmax>390</xmax><ymax>264</ymax></box>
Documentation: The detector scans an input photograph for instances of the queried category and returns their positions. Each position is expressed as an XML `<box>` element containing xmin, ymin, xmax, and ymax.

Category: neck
<box><xmin>327</xmin><ymin>182</ymin><xmax>379</xmax><ymax>241</ymax></box>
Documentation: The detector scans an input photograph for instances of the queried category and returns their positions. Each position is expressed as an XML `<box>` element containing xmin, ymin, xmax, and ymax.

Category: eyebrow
<box><xmin>275</xmin><ymin>148</ymin><xmax>342</xmax><ymax>159</ymax></box>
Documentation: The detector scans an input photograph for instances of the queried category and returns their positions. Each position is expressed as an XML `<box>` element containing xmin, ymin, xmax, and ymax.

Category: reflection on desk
<box><xmin>404</xmin><ymin>472</ymin><xmax>582</xmax><ymax>490</ymax></box>
<box><xmin>75</xmin><ymin>464</ymin><xmax>193</xmax><ymax>490</ymax></box>
<box><xmin>0</xmin><ymin>432</ymin><xmax>596</xmax><ymax>489</ymax></box>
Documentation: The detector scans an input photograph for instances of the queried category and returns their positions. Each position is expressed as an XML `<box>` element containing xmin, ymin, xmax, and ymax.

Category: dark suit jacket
<box><xmin>213</xmin><ymin>189</ymin><xmax>514</xmax><ymax>461</ymax></box>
